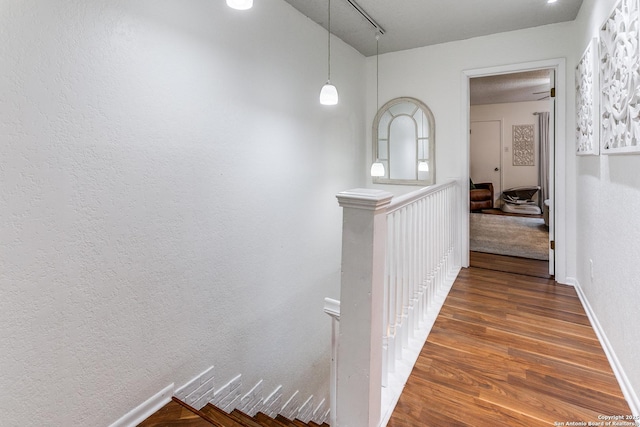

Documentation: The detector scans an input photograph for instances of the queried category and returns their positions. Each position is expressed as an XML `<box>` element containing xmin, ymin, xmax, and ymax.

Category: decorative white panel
<box><xmin>237</xmin><ymin>380</ymin><xmax>264</xmax><ymax>415</ymax></box>
<box><xmin>262</xmin><ymin>386</ymin><xmax>283</xmax><ymax>418</ymax></box>
<box><xmin>600</xmin><ymin>0</ymin><xmax>640</xmax><ymax>154</ymax></box>
<box><xmin>175</xmin><ymin>366</ymin><xmax>215</xmax><ymax>403</ymax></box>
<box><xmin>210</xmin><ymin>375</ymin><xmax>242</xmax><ymax>412</ymax></box>
<box><xmin>297</xmin><ymin>395</ymin><xmax>315</xmax><ymax>422</ymax></box>
<box><xmin>280</xmin><ymin>390</ymin><xmax>300</xmax><ymax>420</ymax></box>
<box><xmin>311</xmin><ymin>399</ymin><xmax>328</xmax><ymax>424</ymax></box>
<box><xmin>512</xmin><ymin>124</ymin><xmax>535</xmax><ymax>166</ymax></box>
<box><xmin>576</xmin><ymin>38</ymin><xmax>600</xmax><ymax>155</ymax></box>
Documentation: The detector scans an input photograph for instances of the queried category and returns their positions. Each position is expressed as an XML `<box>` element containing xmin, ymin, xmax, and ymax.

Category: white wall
<box><xmin>572</xmin><ymin>0</ymin><xmax>640</xmax><ymax>412</ymax></box>
<box><xmin>0</xmin><ymin>0</ymin><xmax>366</xmax><ymax>425</ymax></box>
<box><xmin>471</xmin><ymin>100</ymin><xmax>552</xmax><ymax>203</ymax></box>
<box><xmin>365</xmin><ymin>22</ymin><xmax>577</xmax><ymax>277</ymax></box>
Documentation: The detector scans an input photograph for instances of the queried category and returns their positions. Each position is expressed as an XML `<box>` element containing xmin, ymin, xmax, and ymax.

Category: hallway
<box><xmin>388</xmin><ymin>253</ymin><xmax>631</xmax><ymax>426</ymax></box>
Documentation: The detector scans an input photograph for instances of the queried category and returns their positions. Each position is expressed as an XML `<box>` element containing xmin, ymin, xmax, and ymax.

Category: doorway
<box><xmin>462</xmin><ymin>59</ymin><xmax>566</xmax><ymax>279</ymax></box>
<box><xmin>470</xmin><ymin>120</ymin><xmax>502</xmax><ymax>208</ymax></box>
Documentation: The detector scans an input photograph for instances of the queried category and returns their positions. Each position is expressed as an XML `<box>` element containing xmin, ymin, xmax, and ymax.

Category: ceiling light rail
<box><xmin>343</xmin><ymin>0</ymin><xmax>385</xmax><ymax>35</ymax></box>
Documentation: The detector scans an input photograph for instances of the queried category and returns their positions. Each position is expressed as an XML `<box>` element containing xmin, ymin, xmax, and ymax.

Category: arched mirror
<box><xmin>372</xmin><ymin>97</ymin><xmax>435</xmax><ymax>185</ymax></box>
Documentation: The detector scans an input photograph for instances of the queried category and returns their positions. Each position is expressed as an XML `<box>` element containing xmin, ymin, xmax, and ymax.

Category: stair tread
<box><xmin>255</xmin><ymin>412</ymin><xmax>291</xmax><ymax>427</ymax></box>
<box><xmin>201</xmin><ymin>403</ymin><xmax>248</xmax><ymax>427</ymax></box>
<box><xmin>137</xmin><ymin>400</ymin><xmax>215</xmax><ymax>426</ymax></box>
<box><xmin>275</xmin><ymin>414</ymin><xmax>307</xmax><ymax>427</ymax></box>
<box><xmin>229</xmin><ymin>409</ymin><xmax>264</xmax><ymax>427</ymax></box>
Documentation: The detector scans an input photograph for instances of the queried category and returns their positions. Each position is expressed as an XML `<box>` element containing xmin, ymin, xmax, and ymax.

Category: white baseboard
<box><xmin>571</xmin><ymin>277</ymin><xmax>640</xmax><ymax>417</ymax></box>
<box><xmin>108</xmin><ymin>383</ymin><xmax>174</xmax><ymax>427</ymax></box>
<box><xmin>564</xmin><ymin>277</ymin><xmax>578</xmax><ymax>287</ymax></box>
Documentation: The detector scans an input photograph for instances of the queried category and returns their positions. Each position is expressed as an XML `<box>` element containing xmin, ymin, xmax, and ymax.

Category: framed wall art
<box><xmin>576</xmin><ymin>38</ymin><xmax>599</xmax><ymax>155</ymax></box>
<box><xmin>599</xmin><ymin>0</ymin><xmax>640</xmax><ymax>154</ymax></box>
<box><xmin>513</xmin><ymin>124</ymin><xmax>535</xmax><ymax>166</ymax></box>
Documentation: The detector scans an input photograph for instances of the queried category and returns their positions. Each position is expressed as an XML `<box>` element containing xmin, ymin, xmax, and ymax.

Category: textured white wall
<box><xmin>573</xmin><ymin>0</ymin><xmax>640</xmax><ymax>410</ymax></box>
<box><xmin>365</xmin><ymin>22</ymin><xmax>578</xmax><ymax>271</ymax></box>
<box><xmin>471</xmin><ymin>100</ymin><xmax>552</xmax><ymax>198</ymax></box>
<box><xmin>0</xmin><ymin>0</ymin><xmax>365</xmax><ymax>425</ymax></box>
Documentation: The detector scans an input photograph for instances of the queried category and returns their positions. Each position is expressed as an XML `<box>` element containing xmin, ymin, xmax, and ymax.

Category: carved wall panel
<box><xmin>576</xmin><ymin>38</ymin><xmax>599</xmax><ymax>155</ymax></box>
<box><xmin>513</xmin><ymin>124</ymin><xmax>535</xmax><ymax>166</ymax></box>
<box><xmin>600</xmin><ymin>0</ymin><xmax>640</xmax><ymax>154</ymax></box>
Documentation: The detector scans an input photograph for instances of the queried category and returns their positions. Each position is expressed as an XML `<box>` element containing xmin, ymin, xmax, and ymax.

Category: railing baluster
<box><xmin>394</xmin><ymin>210</ymin><xmax>401</xmax><ymax>354</ymax></box>
<box><xmin>402</xmin><ymin>206</ymin><xmax>409</xmax><ymax>349</ymax></box>
<box><xmin>388</xmin><ymin>212</ymin><xmax>397</xmax><ymax>373</ymax></box>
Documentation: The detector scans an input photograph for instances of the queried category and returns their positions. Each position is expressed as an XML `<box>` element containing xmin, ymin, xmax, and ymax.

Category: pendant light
<box><xmin>319</xmin><ymin>0</ymin><xmax>338</xmax><ymax>105</ymax></box>
<box><xmin>226</xmin><ymin>0</ymin><xmax>253</xmax><ymax>10</ymax></box>
<box><xmin>371</xmin><ymin>161</ymin><xmax>385</xmax><ymax>177</ymax></box>
<box><xmin>418</xmin><ymin>161</ymin><xmax>429</xmax><ymax>172</ymax></box>
<box><xmin>371</xmin><ymin>33</ymin><xmax>385</xmax><ymax>177</ymax></box>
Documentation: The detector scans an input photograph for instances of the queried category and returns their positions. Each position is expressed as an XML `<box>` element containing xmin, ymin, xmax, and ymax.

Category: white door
<box><xmin>470</xmin><ymin>120</ymin><xmax>501</xmax><ymax>207</ymax></box>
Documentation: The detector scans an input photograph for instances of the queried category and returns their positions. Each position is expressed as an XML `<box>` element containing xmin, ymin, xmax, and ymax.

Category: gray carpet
<box><xmin>469</xmin><ymin>213</ymin><xmax>549</xmax><ymax>260</ymax></box>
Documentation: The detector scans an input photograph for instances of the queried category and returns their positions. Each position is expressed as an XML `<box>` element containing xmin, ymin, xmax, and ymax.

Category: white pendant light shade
<box><xmin>320</xmin><ymin>82</ymin><xmax>339</xmax><ymax>105</ymax></box>
<box><xmin>226</xmin><ymin>0</ymin><xmax>253</xmax><ymax>10</ymax></box>
<box><xmin>418</xmin><ymin>161</ymin><xmax>429</xmax><ymax>172</ymax></box>
<box><xmin>320</xmin><ymin>0</ymin><xmax>338</xmax><ymax>105</ymax></box>
<box><xmin>371</xmin><ymin>160</ymin><xmax>385</xmax><ymax>177</ymax></box>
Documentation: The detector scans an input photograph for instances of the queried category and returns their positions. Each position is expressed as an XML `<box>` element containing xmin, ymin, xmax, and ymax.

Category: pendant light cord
<box><xmin>327</xmin><ymin>0</ymin><xmax>331</xmax><ymax>81</ymax></box>
<box><xmin>376</xmin><ymin>33</ymin><xmax>379</xmax><ymax>111</ymax></box>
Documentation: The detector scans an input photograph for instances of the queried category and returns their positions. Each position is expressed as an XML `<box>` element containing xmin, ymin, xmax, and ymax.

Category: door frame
<box><xmin>460</xmin><ymin>58</ymin><xmax>567</xmax><ymax>282</ymax></box>
<box><xmin>470</xmin><ymin>119</ymin><xmax>503</xmax><ymax>208</ymax></box>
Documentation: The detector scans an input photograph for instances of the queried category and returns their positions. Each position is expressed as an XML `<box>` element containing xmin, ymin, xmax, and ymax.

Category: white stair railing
<box><xmin>382</xmin><ymin>180</ymin><xmax>458</xmax><ymax>388</ymax></box>
<box><xmin>325</xmin><ymin>180</ymin><xmax>461</xmax><ymax>427</ymax></box>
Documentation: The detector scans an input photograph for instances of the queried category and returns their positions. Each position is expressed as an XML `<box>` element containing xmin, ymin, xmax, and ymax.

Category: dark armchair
<box><xmin>470</xmin><ymin>182</ymin><xmax>494</xmax><ymax>211</ymax></box>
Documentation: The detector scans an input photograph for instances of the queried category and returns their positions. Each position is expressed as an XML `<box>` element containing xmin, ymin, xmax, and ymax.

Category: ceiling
<box><xmin>283</xmin><ymin>0</ymin><xmax>573</xmax><ymax>105</ymax></box>
<box><xmin>283</xmin><ymin>0</ymin><xmax>584</xmax><ymax>57</ymax></box>
<box><xmin>470</xmin><ymin>69</ymin><xmax>552</xmax><ymax>105</ymax></box>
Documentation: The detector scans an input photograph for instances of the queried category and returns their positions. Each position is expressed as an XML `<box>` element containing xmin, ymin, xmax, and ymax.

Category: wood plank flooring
<box><xmin>388</xmin><ymin>253</ymin><xmax>630</xmax><ymax>427</ymax></box>
<box><xmin>470</xmin><ymin>251</ymin><xmax>551</xmax><ymax>279</ymax></box>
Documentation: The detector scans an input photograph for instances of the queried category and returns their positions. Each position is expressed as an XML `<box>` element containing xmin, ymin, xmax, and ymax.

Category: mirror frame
<box><xmin>372</xmin><ymin>97</ymin><xmax>436</xmax><ymax>185</ymax></box>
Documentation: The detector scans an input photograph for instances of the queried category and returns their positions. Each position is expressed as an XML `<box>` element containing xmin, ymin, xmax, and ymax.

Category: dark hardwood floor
<box><xmin>479</xmin><ymin>207</ymin><xmax>543</xmax><ymax>219</ymax></box>
<box><xmin>470</xmin><ymin>250</ymin><xmax>551</xmax><ymax>279</ymax></box>
<box><xmin>388</xmin><ymin>253</ymin><xmax>630</xmax><ymax>426</ymax></box>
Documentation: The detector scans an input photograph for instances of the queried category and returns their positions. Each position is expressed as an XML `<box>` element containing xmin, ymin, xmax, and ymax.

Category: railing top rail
<box><xmin>386</xmin><ymin>179</ymin><xmax>457</xmax><ymax>215</ymax></box>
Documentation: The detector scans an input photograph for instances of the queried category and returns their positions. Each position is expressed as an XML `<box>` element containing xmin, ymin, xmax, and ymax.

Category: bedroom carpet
<box><xmin>469</xmin><ymin>212</ymin><xmax>549</xmax><ymax>260</ymax></box>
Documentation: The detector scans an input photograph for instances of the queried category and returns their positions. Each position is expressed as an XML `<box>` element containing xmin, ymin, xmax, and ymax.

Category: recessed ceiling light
<box><xmin>547</xmin><ymin>0</ymin><xmax>557</xmax><ymax>3</ymax></box>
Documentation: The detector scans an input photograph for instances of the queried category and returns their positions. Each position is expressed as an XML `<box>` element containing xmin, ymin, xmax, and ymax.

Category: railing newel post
<box><xmin>334</xmin><ymin>188</ymin><xmax>393</xmax><ymax>427</ymax></box>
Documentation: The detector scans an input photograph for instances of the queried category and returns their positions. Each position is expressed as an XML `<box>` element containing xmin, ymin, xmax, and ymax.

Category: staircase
<box><xmin>138</xmin><ymin>397</ymin><xmax>329</xmax><ymax>427</ymax></box>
